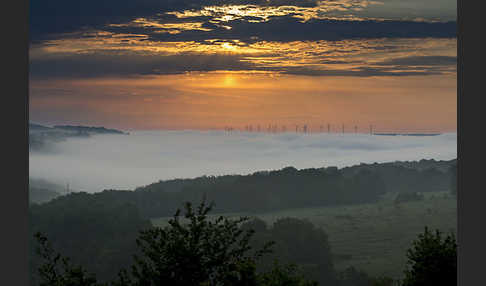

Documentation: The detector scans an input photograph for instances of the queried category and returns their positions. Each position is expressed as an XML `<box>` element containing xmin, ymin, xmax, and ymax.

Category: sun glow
<box><xmin>223</xmin><ymin>75</ymin><xmax>236</xmax><ymax>87</ymax></box>
<box><xmin>221</xmin><ymin>42</ymin><xmax>238</xmax><ymax>52</ymax></box>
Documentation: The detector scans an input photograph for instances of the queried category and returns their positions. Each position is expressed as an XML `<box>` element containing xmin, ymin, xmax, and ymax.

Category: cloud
<box><xmin>279</xmin><ymin>67</ymin><xmax>445</xmax><ymax>77</ymax></box>
<box><xmin>29</xmin><ymin>0</ymin><xmax>319</xmax><ymax>41</ymax></box>
<box><xmin>30</xmin><ymin>0</ymin><xmax>456</xmax><ymax>42</ymax></box>
<box><xmin>376</xmin><ymin>55</ymin><xmax>457</xmax><ymax>66</ymax></box>
<box><xmin>30</xmin><ymin>0</ymin><xmax>456</xmax><ymax>78</ymax></box>
<box><xmin>29</xmin><ymin>52</ymin><xmax>253</xmax><ymax>79</ymax></box>
<box><xmin>104</xmin><ymin>16</ymin><xmax>456</xmax><ymax>43</ymax></box>
<box><xmin>29</xmin><ymin>131</ymin><xmax>457</xmax><ymax>192</ymax></box>
<box><xmin>29</xmin><ymin>36</ymin><xmax>457</xmax><ymax>78</ymax></box>
<box><xmin>28</xmin><ymin>52</ymin><xmax>453</xmax><ymax>79</ymax></box>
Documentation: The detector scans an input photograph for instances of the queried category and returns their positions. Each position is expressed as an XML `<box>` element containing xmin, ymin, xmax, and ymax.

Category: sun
<box><xmin>221</xmin><ymin>42</ymin><xmax>238</xmax><ymax>52</ymax></box>
<box><xmin>223</xmin><ymin>75</ymin><xmax>236</xmax><ymax>87</ymax></box>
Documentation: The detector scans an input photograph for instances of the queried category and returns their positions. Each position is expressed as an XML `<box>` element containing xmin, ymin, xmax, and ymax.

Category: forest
<box><xmin>30</xmin><ymin>159</ymin><xmax>456</xmax><ymax>215</ymax></box>
<box><xmin>31</xmin><ymin>200</ymin><xmax>456</xmax><ymax>286</ymax></box>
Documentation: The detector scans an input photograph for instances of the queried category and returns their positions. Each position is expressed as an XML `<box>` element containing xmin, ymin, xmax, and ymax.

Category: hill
<box><xmin>29</xmin><ymin>178</ymin><xmax>67</xmax><ymax>204</ymax></box>
<box><xmin>29</xmin><ymin>122</ymin><xmax>128</xmax><ymax>152</ymax></box>
<box><xmin>52</xmin><ymin>125</ymin><xmax>128</xmax><ymax>135</ymax></box>
<box><xmin>28</xmin><ymin>158</ymin><xmax>457</xmax><ymax>285</ymax></box>
<box><xmin>30</xmin><ymin>158</ymin><xmax>456</xmax><ymax>218</ymax></box>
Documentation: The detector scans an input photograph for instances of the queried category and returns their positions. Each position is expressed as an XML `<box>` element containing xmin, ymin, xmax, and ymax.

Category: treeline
<box><xmin>241</xmin><ymin>218</ymin><xmax>337</xmax><ymax>285</ymax></box>
<box><xmin>38</xmin><ymin>166</ymin><xmax>385</xmax><ymax>219</ymax></box>
<box><xmin>117</xmin><ymin>159</ymin><xmax>455</xmax><ymax>217</ymax></box>
<box><xmin>339</xmin><ymin>159</ymin><xmax>456</xmax><ymax>194</ymax></box>
<box><xmin>30</xmin><ymin>159</ymin><xmax>456</xmax><ymax>217</ymax></box>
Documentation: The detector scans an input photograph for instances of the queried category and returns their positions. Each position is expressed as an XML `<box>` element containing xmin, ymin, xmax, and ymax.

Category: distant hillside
<box><xmin>31</xmin><ymin>158</ymin><xmax>455</xmax><ymax>219</ymax></box>
<box><xmin>29</xmin><ymin>123</ymin><xmax>52</xmax><ymax>131</ymax></box>
<box><xmin>29</xmin><ymin>188</ymin><xmax>61</xmax><ymax>204</ymax></box>
<box><xmin>140</xmin><ymin>158</ymin><xmax>456</xmax><ymax>195</ymax></box>
<box><xmin>29</xmin><ymin>123</ymin><xmax>127</xmax><ymax>135</ymax></box>
<box><xmin>29</xmin><ymin>178</ymin><xmax>65</xmax><ymax>192</ymax></box>
<box><xmin>53</xmin><ymin>125</ymin><xmax>128</xmax><ymax>135</ymax></box>
<box><xmin>339</xmin><ymin>159</ymin><xmax>456</xmax><ymax>193</ymax></box>
<box><xmin>386</xmin><ymin>159</ymin><xmax>456</xmax><ymax>172</ymax></box>
<box><xmin>29</xmin><ymin>123</ymin><xmax>128</xmax><ymax>152</ymax></box>
<box><xmin>29</xmin><ymin>178</ymin><xmax>66</xmax><ymax>204</ymax></box>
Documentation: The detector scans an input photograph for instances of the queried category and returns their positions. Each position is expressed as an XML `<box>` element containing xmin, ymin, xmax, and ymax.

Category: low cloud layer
<box><xmin>29</xmin><ymin>131</ymin><xmax>457</xmax><ymax>193</ymax></box>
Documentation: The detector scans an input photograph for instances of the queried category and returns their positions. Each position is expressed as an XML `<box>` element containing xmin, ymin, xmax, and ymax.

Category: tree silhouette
<box><xmin>123</xmin><ymin>199</ymin><xmax>274</xmax><ymax>286</ymax></box>
<box><xmin>34</xmin><ymin>199</ymin><xmax>318</xmax><ymax>286</ymax></box>
<box><xmin>34</xmin><ymin>232</ymin><xmax>100</xmax><ymax>286</ymax></box>
<box><xmin>402</xmin><ymin>227</ymin><xmax>457</xmax><ymax>286</ymax></box>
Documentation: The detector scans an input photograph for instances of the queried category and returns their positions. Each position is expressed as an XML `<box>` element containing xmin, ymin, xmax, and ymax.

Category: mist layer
<box><xmin>29</xmin><ymin>131</ymin><xmax>457</xmax><ymax>192</ymax></box>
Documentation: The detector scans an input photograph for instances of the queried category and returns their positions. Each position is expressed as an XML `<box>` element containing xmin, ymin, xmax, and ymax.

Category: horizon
<box><xmin>29</xmin><ymin>121</ymin><xmax>455</xmax><ymax>134</ymax></box>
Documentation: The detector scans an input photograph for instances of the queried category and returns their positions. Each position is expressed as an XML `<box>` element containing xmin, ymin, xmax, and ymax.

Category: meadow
<box><xmin>151</xmin><ymin>191</ymin><xmax>457</xmax><ymax>279</ymax></box>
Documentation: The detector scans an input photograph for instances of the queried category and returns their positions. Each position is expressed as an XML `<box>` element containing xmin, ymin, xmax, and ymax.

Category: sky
<box><xmin>29</xmin><ymin>0</ymin><xmax>457</xmax><ymax>132</ymax></box>
<box><xmin>29</xmin><ymin>131</ymin><xmax>457</xmax><ymax>192</ymax></box>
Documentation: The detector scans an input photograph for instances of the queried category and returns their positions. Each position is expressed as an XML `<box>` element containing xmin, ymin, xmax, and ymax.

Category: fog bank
<box><xmin>29</xmin><ymin>131</ymin><xmax>457</xmax><ymax>192</ymax></box>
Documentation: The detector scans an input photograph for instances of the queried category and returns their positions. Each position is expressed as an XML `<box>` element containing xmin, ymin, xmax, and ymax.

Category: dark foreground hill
<box><xmin>29</xmin><ymin>158</ymin><xmax>456</xmax><ymax>285</ymax></box>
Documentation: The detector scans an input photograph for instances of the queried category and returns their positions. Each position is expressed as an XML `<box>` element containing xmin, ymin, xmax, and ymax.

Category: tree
<box><xmin>241</xmin><ymin>217</ymin><xmax>336</xmax><ymax>285</ymax></box>
<box><xmin>257</xmin><ymin>262</ymin><xmax>318</xmax><ymax>286</ymax></box>
<box><xmin>402</xmin><ymin>227</ymin><xmax>457</xmax><ymax>286</ymax></box>
<box><xmin>33</xmin><ymin>232</ymin><xmax>101</xmax><ymax>286</ymax></box>
<box><xmin>122</xmin><ymin>199</ymin><xmax>274</xmax><ymax>286</ymax></box>
<box><xmin>369</xmin><ymin>276</ymin><xmax>397</xmax><ymax>286</ymax></box>
<box><xmin>338</xmin><ymin>266</ymin><xmax>370</xmax><ymax>286</ymax></box>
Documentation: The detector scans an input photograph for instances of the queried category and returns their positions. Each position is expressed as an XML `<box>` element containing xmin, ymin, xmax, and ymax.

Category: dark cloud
<box><xmin>205</xmin><ymin>0</ymin><xmax>319</xmax><ymax>7</ymax></box>
<box><xmin>29</xmin><ymin>52</ymin><xmax>254</xmax><ymax>79</ymax></box>
<box><xmin>30</xmin><ymin>0</ymin><xmax>166</xmax><ymax>41</ymax></box>
<box><xmin>31</xmin><ymin>0</ymin><xmax>456</xmax><ymax>42</ymax></box>
<box><xmin>30</xmin><ymin>0</ymin><xmax>318</xmax><ymax>41</ymax></box>
<box><xmin>376</xmin><ymin>55</ymin><xmax>457</xmax><ymax>66</ymax></box>
<box><xmin>30</xmin><ymin>1</ymin><xmax>456</xmax><ymax>79</ymax></box>
<box><xmin>280</xmin><ymin>66</ymin><xmax>448</xmax><ymax>77</ymax></box>
<box><xmin>103</xmin><ymin>16</ymin><xmax>456</xmax><ymax>44</ymax></box>
<box><xmin>29</xmin><ymin>50</ymin><xmax>455</xmax><ymax>79</ymax></box>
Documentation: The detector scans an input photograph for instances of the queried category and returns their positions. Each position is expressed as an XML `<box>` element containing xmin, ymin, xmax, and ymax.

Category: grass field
<box><xmin>151</xmin><ymin>191</ymin><xmax>456</xmax><ymax>279</ymax></box>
